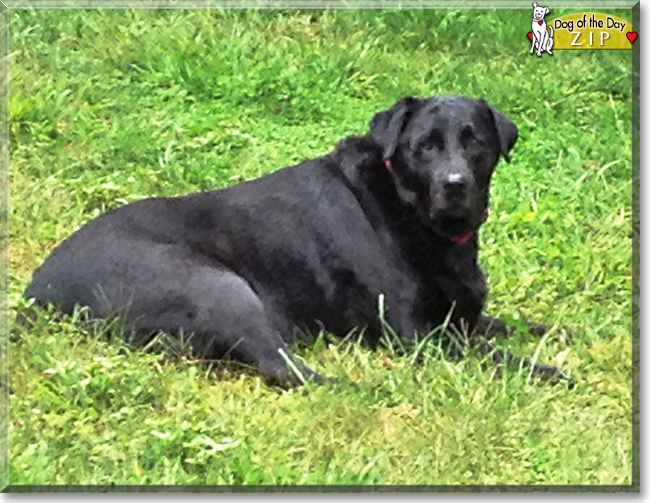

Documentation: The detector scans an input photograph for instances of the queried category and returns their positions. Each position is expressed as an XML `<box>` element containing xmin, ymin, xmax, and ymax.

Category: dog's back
<box><xmin>25</xmin><ymin>140</ymin><xmax>393</xmax><ymax>340</ymax></box>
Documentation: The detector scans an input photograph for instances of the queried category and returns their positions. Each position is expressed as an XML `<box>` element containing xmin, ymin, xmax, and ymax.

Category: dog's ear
<box><xmin>368</xmin><ymin>96</ymin><xmax>420</xmax><ymax>160</ymax></box>
<box><xmin>532</xmin><ymin>2</ymin><xmax>538</xmax><ymax>7</ymax></box>
<box><xmin>482</xmin><ymin>100</ymin><xmax>518</xmax><ymax>163</ymax></box>
<box><xmin>545</xmin><ymin>6</ymin><xmax>549</xmax><ymax>14</ymax></box>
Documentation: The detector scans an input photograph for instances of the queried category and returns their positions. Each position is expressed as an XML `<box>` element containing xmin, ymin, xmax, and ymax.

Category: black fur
<box><xmin>25</xmin><ymin>95</ymin><xmax>563</xmax><ymax>385</ymax></box>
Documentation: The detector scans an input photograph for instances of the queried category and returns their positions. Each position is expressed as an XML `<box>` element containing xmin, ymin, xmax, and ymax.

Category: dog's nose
<box><xmin>444</xmin><ymin>173</ymin><xmax>467</xmax><ymax>199</ymax></box>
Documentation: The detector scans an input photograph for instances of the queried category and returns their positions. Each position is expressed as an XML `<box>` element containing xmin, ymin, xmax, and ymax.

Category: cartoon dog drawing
<box><xmin>529</xmin><ymin>2</ymin><xmax>554</xmax><ymax>56</ymax></box>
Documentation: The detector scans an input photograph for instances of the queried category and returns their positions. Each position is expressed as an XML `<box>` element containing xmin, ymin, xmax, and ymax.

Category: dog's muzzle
<box><xmin>443</xmin><ymin>172</ymin><xmax>468</xmax><ymax>202</ymax></box>
<box><xmin>429</xmin><ymin>172</ymin><xmax>485</xmax><ymax>243</ymax></box>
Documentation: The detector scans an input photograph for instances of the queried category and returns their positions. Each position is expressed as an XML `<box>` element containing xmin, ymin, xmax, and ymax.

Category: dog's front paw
<box><xmin>527</xmin><ymin>322</ymin><xmax>547</xmax><ymax>336</ymax></box>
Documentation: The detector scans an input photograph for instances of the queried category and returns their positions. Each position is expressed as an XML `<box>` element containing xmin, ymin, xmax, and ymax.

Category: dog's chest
<box><xmin>409</xmin><ymin>244</ymin><xmax>487</xmax><ymax>328</ymax></box>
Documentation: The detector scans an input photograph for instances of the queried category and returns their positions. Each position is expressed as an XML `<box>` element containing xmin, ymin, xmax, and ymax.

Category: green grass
<box><xmin>7</xmin><ymin>7</ymin><xmax>634</xmax><ymax>487</ymax></box>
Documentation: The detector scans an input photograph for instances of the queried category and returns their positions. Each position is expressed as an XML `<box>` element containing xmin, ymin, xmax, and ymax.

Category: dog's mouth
<box><xmin>430</xmin><ymin>206</ymin><xmax>489</xmax><ymax>244</ymax></box>
<box><xmin>437</xmin><ymin>215</ymin><xmax>476</xmax><ymax>244</ymax></box>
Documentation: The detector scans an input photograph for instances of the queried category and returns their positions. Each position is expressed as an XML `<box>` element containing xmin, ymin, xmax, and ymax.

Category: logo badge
<box><xmin>527</xmin><ymin>5</ymin><xmax>635</xmax><ymax>51</ymax></box>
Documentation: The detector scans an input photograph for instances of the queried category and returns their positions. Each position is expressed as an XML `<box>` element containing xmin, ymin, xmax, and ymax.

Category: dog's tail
<box><xmin>548</xmin><ymin>25</ymin><xmax>554</xmax><ymax>37</ymax></box>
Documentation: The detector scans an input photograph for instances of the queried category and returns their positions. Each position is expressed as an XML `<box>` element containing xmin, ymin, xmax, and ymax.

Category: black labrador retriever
<box><xmin>25</xmin><ymin>96</ymin><xmax>563</xmax><ymax>385</ymax></box>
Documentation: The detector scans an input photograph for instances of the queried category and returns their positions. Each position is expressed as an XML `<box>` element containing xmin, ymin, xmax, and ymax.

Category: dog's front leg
<box><xmin>474</xmin><ymin>314</ymin><xmax>548</xmax><ymax>339</ymax></box>
<box><xmin>529</xmin><ymin>30</ymin><xmax>538</xmax><ymax>54</ymax></box>
<box><xmin>471</xmin><ymin>315</ymin><xmax>572</xmax><ymax>384</ymax></box>
<box><xmin>536</xmin><ymin>31</ymin><xmax>546</xmax><ymax>56</ymax></box>
<box><xmin>483</xmin><ymin>341</ymin><xmax>569</xmax><ymax>382</ymax></box>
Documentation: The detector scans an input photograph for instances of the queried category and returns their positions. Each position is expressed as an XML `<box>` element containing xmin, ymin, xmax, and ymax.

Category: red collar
<box><xmin>451</xmin><ymin>231</ymin><xmax>475</xmax><ymax>245</ymax></box>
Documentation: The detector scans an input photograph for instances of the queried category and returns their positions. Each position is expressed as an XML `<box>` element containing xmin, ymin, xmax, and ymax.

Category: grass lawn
<box><xmin>5</xmin><ymin>6</ymin><xmax>636</xmax><ymax>488</ymax></box>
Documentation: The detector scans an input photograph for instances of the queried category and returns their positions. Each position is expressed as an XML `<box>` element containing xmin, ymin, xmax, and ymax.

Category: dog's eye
<box><xmin>468</xmin><ymin>137</ymin><xmax>482</xmax><ymax>149</ymax></box>
<box><xmin>461</xmin><ymin>127</ymin><xmax>482</xmax><ymax>150</ymax></box>
<box><xmin>421</xmin><ymin>130</ymin><xmax>443</xmax><ymax>152</ymax></box>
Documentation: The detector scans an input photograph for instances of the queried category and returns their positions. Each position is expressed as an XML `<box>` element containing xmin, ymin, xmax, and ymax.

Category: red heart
<box><xmin>626</xmin><ymin>32</ymin><xmax>638</xmax><ymax>44</ymax></box>
<box><xmin>538</xmin><ymin>20</ymin><xmax>543</xmax><ymax>25</ymax></box>
<box><xmin>527</xmin><ymin>32</ymin><xmax>533</xmax><ymax>41</ymax></box>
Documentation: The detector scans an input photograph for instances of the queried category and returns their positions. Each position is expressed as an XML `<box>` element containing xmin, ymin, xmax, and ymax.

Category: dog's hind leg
<box><xmin>546</xmin><ymin>26</ymin><xmax>554</xmax><ymax>54</ymax></box>
<box><xmin>128</xmin><ymin>265</ymin><xmax>323</xmax><ymax>387</ymax></box>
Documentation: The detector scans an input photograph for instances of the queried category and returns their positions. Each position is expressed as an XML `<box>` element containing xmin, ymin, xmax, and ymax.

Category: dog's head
<box><xmin>532</xmin><ymin>2</ymin><xmax>550</xmax><ymax>22</ymax></box>
<box><xmin>367</xmin><ymin>96</ymin><xmax>518</xmax><ymax>242</ymax></box>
